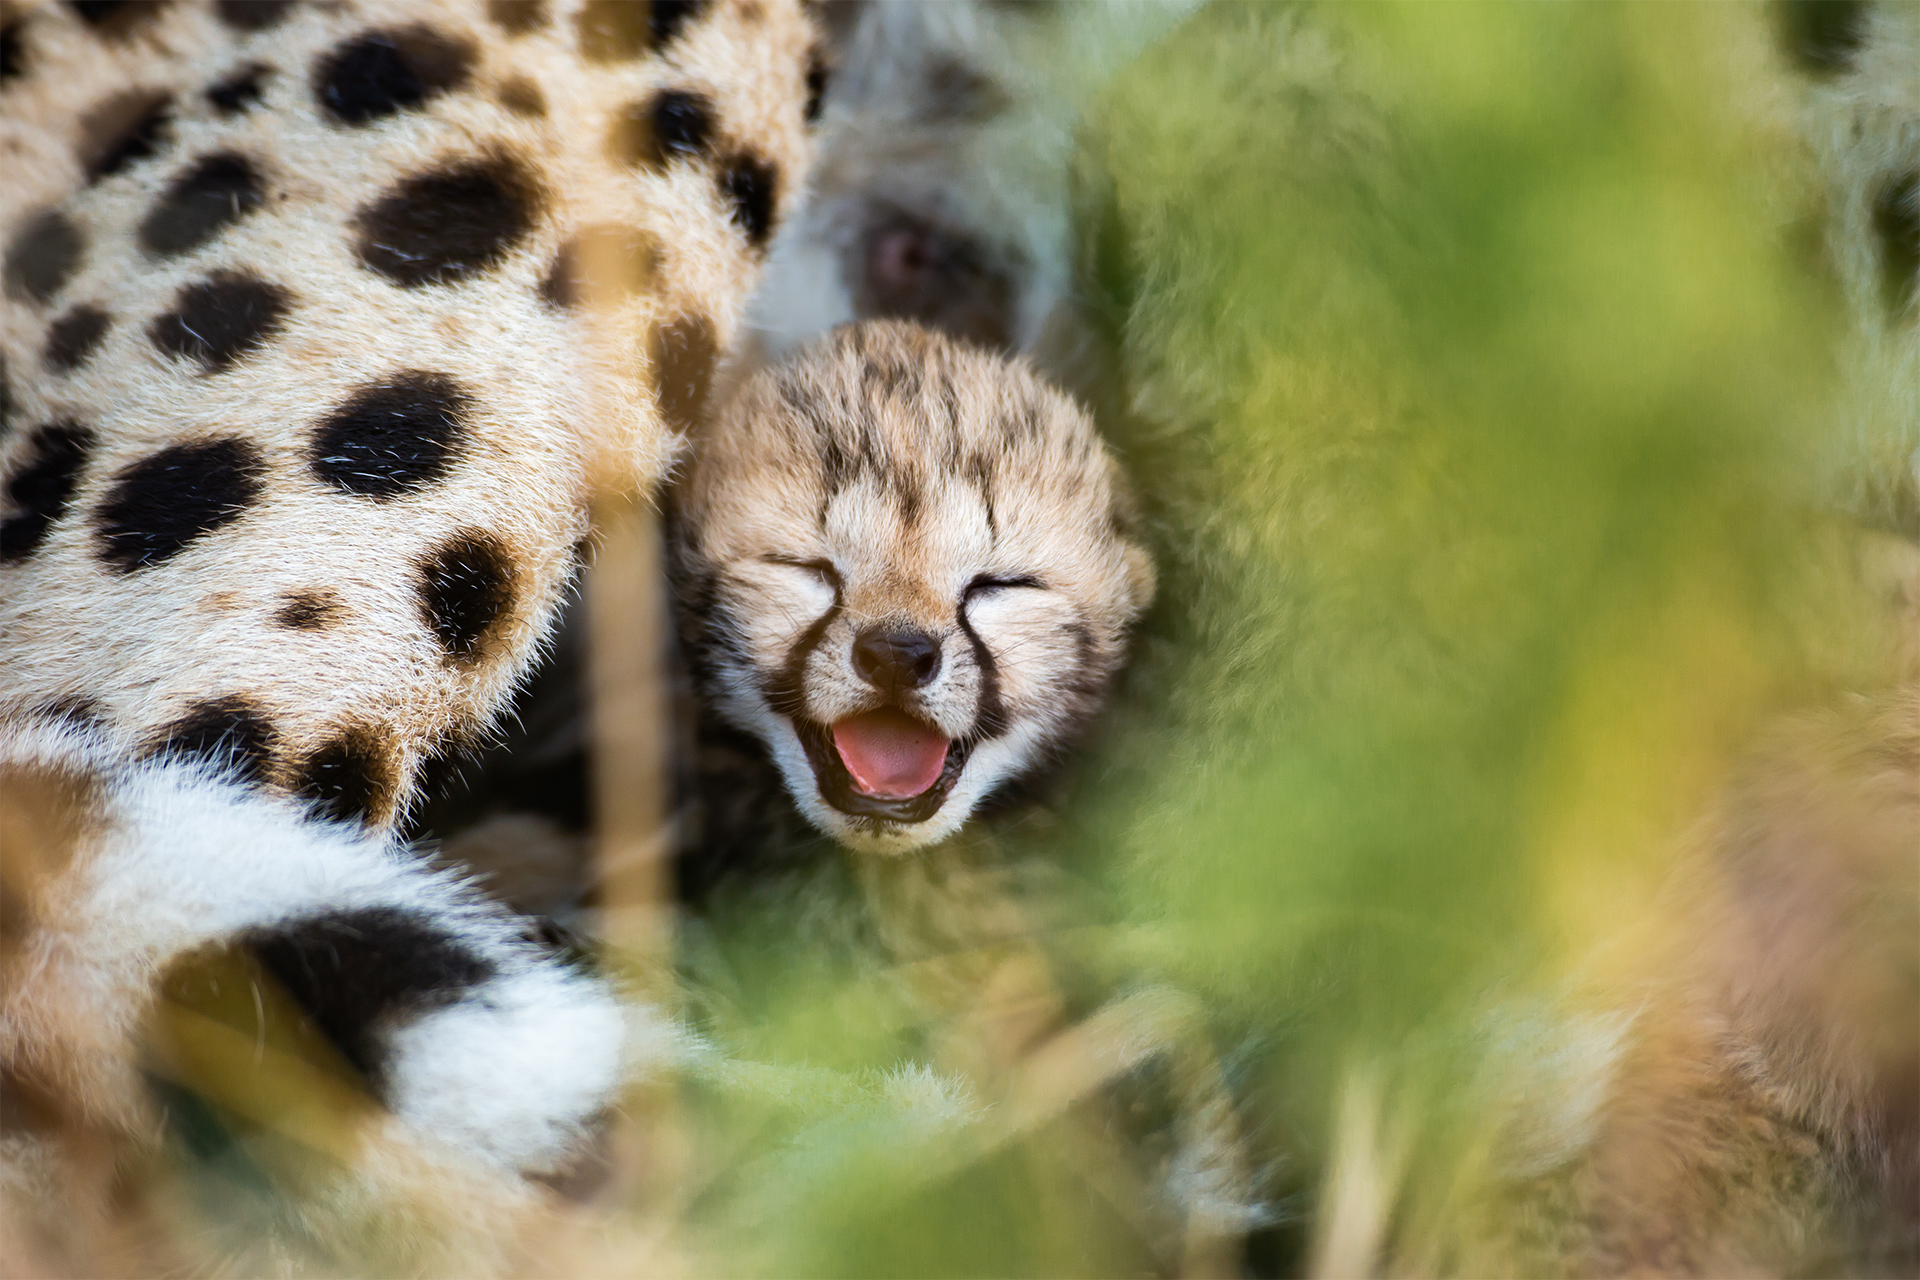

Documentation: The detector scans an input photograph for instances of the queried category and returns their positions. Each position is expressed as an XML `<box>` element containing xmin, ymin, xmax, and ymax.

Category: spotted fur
<box><xmin>0</xmin><ymin>0</ymin><xmax>813</xmax><ymax>1260</ymax></box>
<box><xmin>1</xmin><ymin>0</ymin><xmax>814</xmax><ymax>830</ymax></box>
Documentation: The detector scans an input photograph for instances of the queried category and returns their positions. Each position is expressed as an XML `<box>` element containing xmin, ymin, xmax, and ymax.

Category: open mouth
<box><xmin>794</xmin><ymin>708</ymin><xmax>972</xmax><ymax>824</ymax></box>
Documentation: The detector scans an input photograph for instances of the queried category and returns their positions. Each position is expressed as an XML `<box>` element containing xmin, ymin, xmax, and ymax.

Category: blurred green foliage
<box><xmin>670</xmin><ymin>4</ymin><xmax>1900</xmax><ymax>1275</ymax></box>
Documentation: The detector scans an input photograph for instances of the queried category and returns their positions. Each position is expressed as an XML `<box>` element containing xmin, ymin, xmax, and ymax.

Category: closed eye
<box><xmin>964</xmin><ymin>573</ymin><xmax>1044</xmax><ymax>601</ymax></box>
<box><xmin>763</xmin><ymin>554</ymin><xmax>842</xmax><ymax>592</ymax></box>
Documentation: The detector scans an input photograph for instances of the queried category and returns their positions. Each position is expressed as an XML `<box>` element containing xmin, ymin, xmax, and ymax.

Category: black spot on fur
<box><xmin>215</xmin><ymin>0</ymin><xmax>292</xmax><ymax>31</ymax></box>
<box><xmin>488</xmin><ymin>0</ymin><xmax>544</xmax><ymax>33</ymax></box>
<box><xmin>577</xmin><ymin>0</ymin><xmax>701</xmax><ymax>61</ymax></box>
<box><xmin>354</xmin><ymin>156</ymin><xmax>540</xmax><ymax>287</ymax></box>
<box><xmin>293</xmin><ymin>729</ymin><xmax>394</xmax><ymax>826</ymax></box>
<box><xmin>654</xmin><ymin>89</ymin><xmax>715</xmax><ymax>157</ymax></box>
<box><xmin>417</xmin><ymin>530</ymin><xmax>517</xmax><ymax>663</ymax></box>
<box><xmin>610</xmin><ymin>89</ymin><xmax>715</xmax><ymax>169</ymax></box>
<box><xmin>274</xmin><ymin>588</ymin><xmax>340</xmax><ymax>630</ymax></box>
<box><xmin>139</xmin><ymin>153</ymin><xmax>265</xmax><ymax>259</ymax></box>
<box><xmin>206</xmin><ymin>63</ymin><xmax>270</xmax><ymax>115</ymax></box>
<box><xmin>1</xmin><ymin>421</ymin><xmax>93</xmax><ymax>563</ymax></box>
<box><xmin>650</xmin><ymin>314</ymin><xmax>717</xmax><ymax>431</ymax></box>
<box><xmin>43</xmin><ymin>305</ymin><xmax>110</xmax><ymax>372</ymax></box>
<box><xmin>1777</xmin><ymin>0</ymin><xmax>1869</xmax><ymax>77</ymax></box>
<box><xmin>145</xmin><ymin>695</ymin><xmax>276</xmax><ymax>784</ymax></box>
<box><xmin>1873</xmin><ymin>171</ymin><xmax>1919</xmax><ymax>318</ymax></box>
<box><xmin>148</xmin><ymin>272</ymin><xmax>291</xmax><ymax>371</ymax></box>
<box><xmin>720</xmin><ymin>154</ymin><xmax>777</xmax><ymax>249</ymax></box>
<box><xmin>38</xmin><ymin>695</ymin><xmax>104</xmax><ymax>730</ymax></box>
<box><xmin>79</xmin><ymin>89</ymin><xmax>173</xmax><ymax>183</ymax></box>
<box><xmin>315</xmin><ymin>25</ymin><xmax>474</xmax><ymax>125</ymax></box>
<box><xmin>649</xmin><ymin>0</ymin><xmax>705</xmax><ymax>46</ymax></box>
<box><xmin>2</xmin><ymin>18</ymin><xmax>28</xmax><ymax>83</ymax></box>
<box><xmin>246</xmin><ymin>908</ymin><xmax>494</xmax><ymax>1087</ymax></box>
<box><xmin>67</xmin><ymin>0</ymin><xmax>169</xmax><ymax>39</ymax></box>
<box><xmin>66</xmin><ymin>1</ymin><xmax>129</xmax><ymax>26</ymax></box>
<box><xmin>539</xmin><ymin>247</ymin><xmax>575</xmax><ymax>309</ymax></box>
<box><xmin>96</xmin><ymin>437</ymin><xmax>265</xmax><ymax>571</ymax></box>
<box><xmin>541</xmin><ymin>224</ymin><xmax>661</xmax><ymax>309</ymax></box>
<box><xmin>496</xmin><ymin>75</ymin><xmax>545</xmax><ymax>117</ymax></box>
<box><xmin>309</xmin><ymin>371</ymin><xmax>469</xmax><ymax>498</ymax></box>
<box><xmin>4</xmin><ymin>210</ymin><xmax>84</xmax><ymax>304</ymax></box>
<box><xmin>804</xmin><ymin>47</ymin><xmax>829</xmax><ymax>123</ymax></box>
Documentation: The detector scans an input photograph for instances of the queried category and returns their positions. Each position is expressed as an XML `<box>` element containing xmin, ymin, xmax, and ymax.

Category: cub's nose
<box><xmin>852</xmin><ymin>627</ymin><xmax>942</xmax><ymax>692</ymax></box>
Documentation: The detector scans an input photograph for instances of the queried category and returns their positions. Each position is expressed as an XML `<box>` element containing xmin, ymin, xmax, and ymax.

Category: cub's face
<box><xmin>673</xmin><ymin>320</ymin><xmax>1153</xmax><ymax>853</ymax></box>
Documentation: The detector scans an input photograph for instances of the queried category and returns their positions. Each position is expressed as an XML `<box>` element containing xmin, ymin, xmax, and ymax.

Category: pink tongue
<box><xmin>831</xmin><ymin>710</ymin><xmax>951</xmax><ymax>799</ymax></box>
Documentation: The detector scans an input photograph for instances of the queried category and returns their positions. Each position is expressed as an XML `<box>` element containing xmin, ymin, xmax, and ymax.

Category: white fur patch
<box><xmin>1</xmin><ymin>718</ymin><xmax>633</xmax><ymax>1177</ymax></box>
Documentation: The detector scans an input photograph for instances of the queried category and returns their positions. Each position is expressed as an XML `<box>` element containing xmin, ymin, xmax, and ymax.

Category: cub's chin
<box><xmin>768</xmin><ymin>711</ymin><xmax>999</xmax><ymax>853</ymax></box>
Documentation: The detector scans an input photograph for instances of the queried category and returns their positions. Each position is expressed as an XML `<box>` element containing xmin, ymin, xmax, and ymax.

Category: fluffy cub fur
<box><xmin>671</xmin><ymin>318</ymin><xmax>1153</xmax><ymax>853</ymax></box>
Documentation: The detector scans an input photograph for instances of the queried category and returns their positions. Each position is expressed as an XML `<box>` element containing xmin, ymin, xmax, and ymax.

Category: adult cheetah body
<box><xmin>1</xmin><ymin>0</ymin><xmax>814</xmax><ymax>828</ymax></box>
<box><xmin>0</xmin><ymin>0</ymin><xmax>815</xmax><ymax>1261</ymax></box>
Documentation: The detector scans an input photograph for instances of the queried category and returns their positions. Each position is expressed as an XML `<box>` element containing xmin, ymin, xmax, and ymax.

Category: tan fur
<box><xmin>672</xmin><ymin>318</ymin><xmax>1153</xmax><ymax>851</ymax></box>
<box><xmin>1</xmin><ymin>0</ymin><xmax>814</xmax><ymax>826</ymax></box>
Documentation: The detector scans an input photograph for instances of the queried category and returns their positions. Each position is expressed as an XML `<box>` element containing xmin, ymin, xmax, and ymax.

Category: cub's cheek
<box><xmin>721</xmin><ymin>569</ymin><xmax>837</xmax><ymax>677</ymax></box>
<box><xmin>966</xmin><ymin>595</ymin><xmax>1083</xmax><ymax>710</ymax></box>
<box><xmin>738</xmin><ymin>618</ymin><xmax>816</xmax><ymax>679</ymax></box>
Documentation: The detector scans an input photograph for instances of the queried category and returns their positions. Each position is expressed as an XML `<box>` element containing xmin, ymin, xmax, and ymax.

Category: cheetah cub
<box><xmin>671</xmin><ymin>319</ymin><xmax>1153</xmax><ymax>853</ymax></box>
